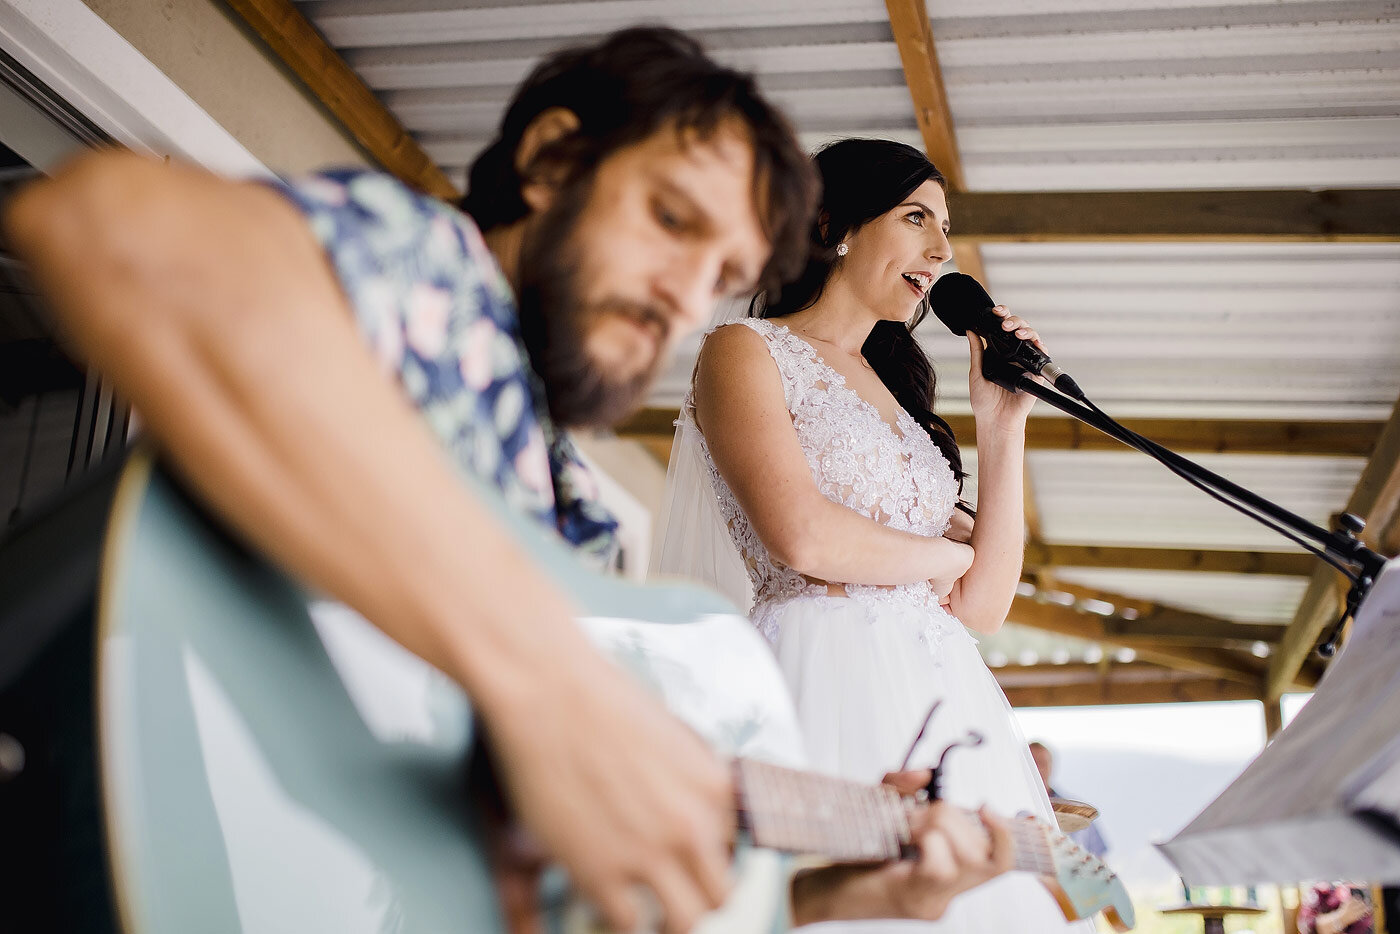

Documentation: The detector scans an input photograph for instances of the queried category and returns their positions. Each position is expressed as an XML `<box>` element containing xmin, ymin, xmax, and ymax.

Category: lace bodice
<box><xmin>687</xmin><ymin>318</ymin><xmax>961</xmax><ymax>637</ymax></box>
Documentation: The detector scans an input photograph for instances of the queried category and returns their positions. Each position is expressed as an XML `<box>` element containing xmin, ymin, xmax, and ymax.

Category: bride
<box><xmin>655</xmin><ymin>139</ymin><xmax>1091</xmax><ymax>931</ymax></box>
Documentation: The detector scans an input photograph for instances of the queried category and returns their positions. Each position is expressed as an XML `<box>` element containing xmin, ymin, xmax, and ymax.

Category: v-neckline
<box><xmin>772</xmin><ymin>322</ymin><xmax>913</xmax><ymax>449</ymax></box>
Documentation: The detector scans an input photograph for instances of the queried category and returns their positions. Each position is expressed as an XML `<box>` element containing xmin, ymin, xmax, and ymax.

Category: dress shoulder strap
<box><xmin>708</xmin><ymin>318</ymin><xmax>830</xmax><ymax>412</ymax></box>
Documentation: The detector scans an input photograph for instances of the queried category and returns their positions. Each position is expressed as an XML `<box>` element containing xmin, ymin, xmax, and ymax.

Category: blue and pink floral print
<box><xmin>269</xmin><ymin>169</ymin><xmax>618</xmax><ymax>565</ymax></box>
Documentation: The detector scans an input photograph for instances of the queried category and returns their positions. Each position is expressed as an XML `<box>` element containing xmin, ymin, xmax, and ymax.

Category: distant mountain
<box><xmin>1045</xmin><ymin>745</ymin><xmax>1257</xmax><ymax>886</ymax></box>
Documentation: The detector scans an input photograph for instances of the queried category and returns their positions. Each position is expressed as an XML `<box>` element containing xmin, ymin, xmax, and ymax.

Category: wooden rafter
<box><xmin>951</xmin><ymin>243</ymin><xmax>986</xmax><ymax>284</ymax></box>
<box><xmin>1020</xmin><ymin>578</ymin><xmax>1283</xmax><ymax>646</ymax></box>
<box><xmin>224</xmin><ymin>0</ymin><xmax>459</xmax><ymax>200</ymax></box>
<box><xmin>1007</xmin><ymin>592</ymin><xmax>1269</xmax><ymax>687</ymax></box>
<box><xmin>1023</xmin><ymin>543</ymin><xmax>1316</xmax><ymax>577</ymax></box>
<box><xmin>884</xmin><ymin>0</ymin><xmax>964</xmax><ymax>191</ymax></box>
<box><xmin>948</xmin><ymin>189</ymin><xmax>1400</xmax><ymax>242</ymax></box>
<box><xmin>619</xmin><ymin>408</ymin><xmax>1382</xmax><ymax>459</ymax></box>
<box><xmin>882</xmin><ymin>0</ymin><xmax>993</xmax><ymax>326</ymax></box>
<box><xmin>998</xmin><ymin>662</ymin><xmax>1259</xmax><ymax>708</ymax></box>
<box><xmin>621</xmin><ymin>407</ymin><xmax>684</xmax><ymax>438</ymax></box>
<box><xmin>996</xmin><ymin>660</ymin><xmax>1232</xmax><ymax>689</ymax></box>
<box><xmin>1019</xmin><ymin>579</ymin><xmax>1321</xmax><ymax>691</ymax></box>
<box><xmin>1363</xmin><ymin>462</ymin><xmax>1400</xmax><ymax>557</ymax></box>
<box><xmin>1267</xmin><ymin>394</ymin><xmax>1400</xmax><ymax>701</ymax></box>
<box><xmin>1012</xmin><ymin>416</ymin><xmax>1384</xmax><ymax>457</ymax></box>
<box><xmin>1100</xmin><ymin>616</ymin><xmax>1284</xmax><ymax>647</ymax></box>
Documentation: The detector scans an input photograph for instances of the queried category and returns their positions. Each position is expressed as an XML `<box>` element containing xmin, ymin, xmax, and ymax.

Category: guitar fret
<box><xmin>741</xmin><ymin>761</ymin><xmax>923</xmax><ymax>861</ymax></box>
<box><xmin>861</xmin><ymin>784</ymin><xmax>879</xmax><ymax>858</ymax></box>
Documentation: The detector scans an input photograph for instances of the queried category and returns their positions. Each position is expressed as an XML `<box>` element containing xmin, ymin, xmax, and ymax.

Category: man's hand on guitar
<box><xmin>485</xmin><ymin>647</ymin><xmax>734</xmax><ymax>934</ymax></box>
<box><xmin>790</xmin><ymin>769</ymin><xmax>1014</xmax><ymax>926</ymax></box>
<box><xmin>879</xmin><ymin>801</ymin><xmax>1014</xmax><ymax>921</ymax></box>
<box><xmin>874</xmin><ymin>769</ymin><xmax>1014</xmax><ymax>920</ymax></box>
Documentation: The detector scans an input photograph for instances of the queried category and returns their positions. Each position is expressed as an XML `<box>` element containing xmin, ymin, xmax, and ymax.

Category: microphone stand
<box><xmin>983</xmin><ymin>358</ymin><xmax>1388</xmax><ymax>658</ymax></box>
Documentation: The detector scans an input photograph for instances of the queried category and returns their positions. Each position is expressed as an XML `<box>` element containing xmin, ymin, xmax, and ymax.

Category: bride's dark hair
<box><xmin>751</xmin><ymin>138</ymin><xmax>965</xmax><ymax>490</ymax></box>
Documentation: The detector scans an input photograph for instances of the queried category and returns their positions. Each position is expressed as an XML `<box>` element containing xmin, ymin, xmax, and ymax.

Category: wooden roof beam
<box><xmin>995</xmin><ymin>659</ymin><xmax>1257</xmax><ymax>691</ymax></box>
<box><xmin>1022</xmin><ymin>578</ymin><xmax>1285</xmax><ymax>646</ymax></box>
<box><xmin>1010</xmin><ymin>416</ymin><xmax>1384</xmax><ymax>458</ymax></box>
<box><xmin>1098</xmin><ymin>617</ymin><xmax>1285</xmax><ymax>647</ymax></box>
<box><xmin>1024</xmin><ymin>543</ymin><xmax>1316</xmax><ymax>577</ymax></box>
<box><xmin>1268</xmin><ymin>394</ymin><xmax>1400</xmax><ymax>701</ymax></box>
<box><xmin>618</xmin><ymin>409</ymin><xmax>1383</xmax><ymax>458</ymax></box>
<box><xmin>884</xmin><ymin>0</ymin><xmax>993</xmax><ymax>302</ymax></box>
<box><xmin>948</xmin><ymin>189</ymin><xmax>1400</xmax><ymax>242</ymax></box>
<box><xmin>1001</xmin><ymin>673</ymin><xmax>1259</xmax><ymax>708</ymax></box>
<box><xmin>1007</xmin><ymin>593</ymin><xmax>1269</xmax><ymax>687</ymax></box>
<box><xmin>225</xmin><ymin>0</ymin><xmax>459</xmax><ymax>200</ymax></box>
<box><xmin>885</xmin><ymin>0</ymin><xmax>963</xmax><ymax>191</ymax></box>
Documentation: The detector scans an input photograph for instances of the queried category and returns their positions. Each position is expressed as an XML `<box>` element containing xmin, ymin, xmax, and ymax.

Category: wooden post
<box><xmin>224</xmin><ymin>0</ymin><xmax>460</xmax><ymax>200</ymax></box>
<box><xmin>1263</xmin><ymin>698</ymin><xmax>1284</xmax><ymax>741</ymax></box>
<box><xmin>1269</xmin><ymin>394</ymin><xmax>1400</xmax><ymax>702</ymax></box>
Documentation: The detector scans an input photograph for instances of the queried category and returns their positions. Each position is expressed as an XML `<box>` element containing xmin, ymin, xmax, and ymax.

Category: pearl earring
<box><xmin>835</xmin><ymin>242</ymin><xmax>848</xmax><ymax>256</ymax></box>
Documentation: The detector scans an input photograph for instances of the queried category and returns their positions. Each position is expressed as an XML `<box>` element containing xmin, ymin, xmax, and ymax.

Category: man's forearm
<box><xmin>3</xmin><ymin>153</ymin><xmax>589</xmax><ymax>714</ymax></box>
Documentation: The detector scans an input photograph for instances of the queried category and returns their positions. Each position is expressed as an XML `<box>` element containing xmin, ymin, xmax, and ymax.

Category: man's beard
<box><xmin>515</xmin><ymin>181</ymin><xmax>669</xmax><ymax>429</ymax></box>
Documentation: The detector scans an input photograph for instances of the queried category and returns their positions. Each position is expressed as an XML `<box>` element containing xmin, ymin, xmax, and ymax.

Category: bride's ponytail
<box><xmin>754</xmin><ymin>138</ymin><xmax>966</xmax><ymax>492</ymax></box>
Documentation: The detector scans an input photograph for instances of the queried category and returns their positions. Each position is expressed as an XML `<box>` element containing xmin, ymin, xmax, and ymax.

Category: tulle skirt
<box><xmin>756</xmin><ymin>592</ymin><xmax>1096</xmax><ymax>933</ymax></box>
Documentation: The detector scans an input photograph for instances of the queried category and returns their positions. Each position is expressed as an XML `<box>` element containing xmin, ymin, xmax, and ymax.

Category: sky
<box><xmin>1015</xmin><ymin>694</ymin><xmax>1312</xmax><ymax>759</ymax></box>
<box><xmin>1008</xmin><ymin>695</ymin><xmax>1313</xmax><ymax>887</ymax></box>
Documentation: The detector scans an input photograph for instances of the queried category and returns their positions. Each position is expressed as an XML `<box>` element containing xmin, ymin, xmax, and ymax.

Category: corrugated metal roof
<box><xmin>653</xmin><ymin>243</ymin><xmax>1400</xmax><ymax>420</ymax></box>
<box><xmin>300</xmin><ymin>0</ymin><xmax>1400</xmax><ymax>190</ymax></box>
<box><xmin>924</xmin><ymin>242</ymin><xmax>1400</xmax><ymax>420</ymax></box>
<box><xmin>294</xmin><ymin>0</ymin><xmax>1400</xmax><ymax>643</ymax></box>
<box><xmin>1031</xmin><ymin>449</ymin><xmax>1365</xmax><ymax>549</ymax></box>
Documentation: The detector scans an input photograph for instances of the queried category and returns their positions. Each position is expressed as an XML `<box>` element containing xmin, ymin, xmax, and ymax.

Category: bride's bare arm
<box><xmin>693</xmin><ymin>323</ymin><xmax>972</xmax><ymax>588</ymax></box>
<box><xmin>947</xmin><ymin>424</ymin><xmax>1024</xmax><ymax>633</ymax></box>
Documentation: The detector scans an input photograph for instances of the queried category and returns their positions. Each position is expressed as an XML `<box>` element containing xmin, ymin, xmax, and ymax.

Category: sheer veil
<box><xmin>648</xmin><ymin>302</ymin><xmax>754</xmax><ymax>614</ymax></box>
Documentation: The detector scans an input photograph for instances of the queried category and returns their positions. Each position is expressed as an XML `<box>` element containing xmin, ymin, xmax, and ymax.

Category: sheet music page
<box><xmin>1178</xmin><ymin>560</ymin><xmax>1400</xmax><ymax>826</ymax></box>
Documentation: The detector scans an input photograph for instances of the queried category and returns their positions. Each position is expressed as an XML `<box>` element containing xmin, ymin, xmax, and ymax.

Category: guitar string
<box><xmin>738</xmin><ymin>760</ymin><xmax>1072</xmax><ymax>873</ymax></box>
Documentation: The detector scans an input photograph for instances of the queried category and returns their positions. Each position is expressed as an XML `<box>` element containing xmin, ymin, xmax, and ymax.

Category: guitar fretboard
<box><xmin>735</xmin><ymin>759</ymin><xmax>1059</xmax><ymax>876</ymax></box>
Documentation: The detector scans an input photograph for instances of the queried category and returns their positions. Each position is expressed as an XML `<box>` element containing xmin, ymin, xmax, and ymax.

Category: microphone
<box><xmin>927</xmin><ymin>273</ymin><xmax>1085</xmax><ymax>401</ymax></box>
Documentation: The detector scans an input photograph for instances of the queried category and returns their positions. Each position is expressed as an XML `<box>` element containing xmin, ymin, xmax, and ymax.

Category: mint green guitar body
<box><xmin>94</xmin><ymin>450</ymin><xmax>805</xmax><ymax>934</ymax></box>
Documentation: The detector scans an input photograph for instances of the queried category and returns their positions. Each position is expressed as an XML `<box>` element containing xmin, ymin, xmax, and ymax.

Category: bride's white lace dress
<box><xmin>687</xmin><ymin>318</ymin><xmax>1093</xmax><ymax>932</ymax></box>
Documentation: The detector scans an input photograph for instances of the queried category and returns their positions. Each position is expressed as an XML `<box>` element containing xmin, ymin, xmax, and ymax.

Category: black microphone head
<box><xmin>927</xmin><ymin>272</ymin><xmax>994</xmax><ymax>337</ymax></box>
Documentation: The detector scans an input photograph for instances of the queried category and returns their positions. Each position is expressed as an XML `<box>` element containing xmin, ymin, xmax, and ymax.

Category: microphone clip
<box><xmin>981</xmin><ymin>354</ymin><xmax>1035</xmax><ymax>395</ymax></box>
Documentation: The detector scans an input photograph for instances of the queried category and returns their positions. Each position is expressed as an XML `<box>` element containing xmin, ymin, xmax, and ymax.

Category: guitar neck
<box><xmin>734</xmin><ymin>759</ymin><xmax>1056</xmax><ymax>876</ymax></box>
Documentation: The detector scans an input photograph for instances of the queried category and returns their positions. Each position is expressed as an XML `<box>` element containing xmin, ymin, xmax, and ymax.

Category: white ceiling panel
<box><xmin>300</xmin><ymin>0</ymin><xmax>889</xmax><ymax>47</ymax></box>
<box><xmin>1030</xmin><ymin>448</ymin><xmax>1365</xmax><ymax>550</ymax></box>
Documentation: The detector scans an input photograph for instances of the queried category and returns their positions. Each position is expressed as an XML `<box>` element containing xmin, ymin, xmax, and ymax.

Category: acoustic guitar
<box><xmin>0</xmin><ymin>447</ymin><xmax>1134</xmax><ymax>932</ymax></box>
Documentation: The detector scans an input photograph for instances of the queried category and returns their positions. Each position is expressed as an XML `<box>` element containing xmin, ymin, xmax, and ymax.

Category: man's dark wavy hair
<box><xmin>460</xmin><ymin>27</ymin><xmax>817</xmax><ymax>294</ymax></box>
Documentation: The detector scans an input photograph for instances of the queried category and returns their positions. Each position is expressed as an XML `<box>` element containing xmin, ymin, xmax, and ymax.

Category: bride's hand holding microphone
<box><xmin>967</xmin><ymin>305</ymin><xmax>1047</xmax><ymax>430</ymax></box>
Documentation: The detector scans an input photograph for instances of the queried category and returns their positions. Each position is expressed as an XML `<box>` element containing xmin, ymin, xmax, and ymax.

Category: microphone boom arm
<box><xmin>982</xmin><ymin>356</ymin><xmax>1387</xmax><ymax>659</ymax></box>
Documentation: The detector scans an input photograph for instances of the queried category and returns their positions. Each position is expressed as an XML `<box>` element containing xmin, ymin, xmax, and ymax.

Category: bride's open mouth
<box><xmin>901</xmin><ymin>272</ymin><xmax>933</xmax><ymax>297</ymax></box>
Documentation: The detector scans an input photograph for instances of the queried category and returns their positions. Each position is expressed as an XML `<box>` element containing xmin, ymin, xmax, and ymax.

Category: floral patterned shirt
<box><xmin>267</xmin><ymin>169</ymin><xmax>618</xmax><ymax>564</ymax></box>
